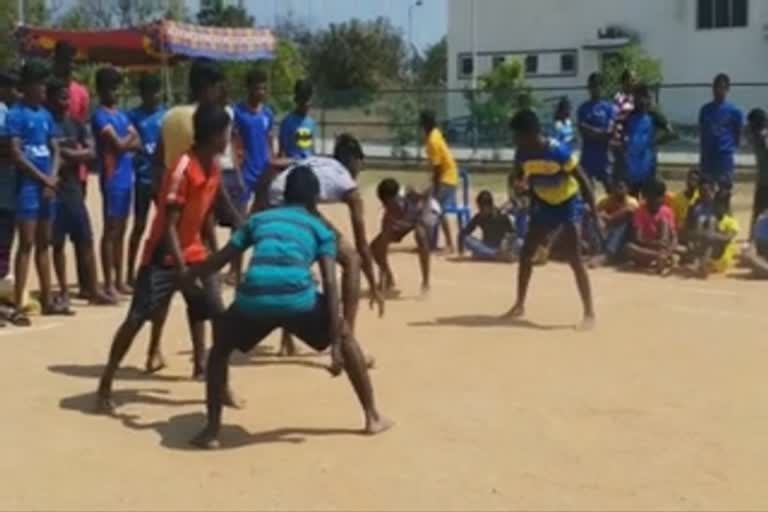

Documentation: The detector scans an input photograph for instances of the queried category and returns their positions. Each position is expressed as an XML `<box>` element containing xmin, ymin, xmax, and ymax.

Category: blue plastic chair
<box><xmin>432</xmin><ymin>168</ymin><xmax>472</xmax><ymax>250</ymax></box>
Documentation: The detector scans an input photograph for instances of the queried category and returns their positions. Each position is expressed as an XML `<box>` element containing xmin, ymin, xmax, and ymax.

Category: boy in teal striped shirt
<box><xmin>185</xmin><ymin>165</ymin><xmax>391</xmax><ymax>449</ymax></box>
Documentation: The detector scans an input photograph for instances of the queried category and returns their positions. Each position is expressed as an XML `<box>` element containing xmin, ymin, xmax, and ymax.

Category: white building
<box><xmin>447</xmin><ymin>0</ymin><xmax>767</xmax><ymax>124</ymax></box>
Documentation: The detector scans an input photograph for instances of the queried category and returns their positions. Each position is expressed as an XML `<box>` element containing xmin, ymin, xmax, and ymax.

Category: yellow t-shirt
<box><xmin>161</xmin><ymin>104</ymin><xmax>196</xmax><ymax>169</ymax></box>
<box><xmin>425</xmin><ymin>128</ymin><xmax>458</xmax><ymax>187</ymax></box>
<box><xmin>669</xmin><ymin>190</ymin><xmax>699</xmax><ymax>230</ymax></box>
<box><xmin>597</xmin><ymin>195</ymin><xmax>639</xmax><ymax>215</ymax></box>
<box><xmin>708</xmin><ymin>215</ymin><xmax>739</xmax><ymax>273</ymax></box>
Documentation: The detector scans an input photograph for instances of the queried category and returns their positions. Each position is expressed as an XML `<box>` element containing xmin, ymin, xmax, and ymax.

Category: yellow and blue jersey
<box><xmin>515</xmin><ymin>138</ymin><xmax>580</xmax><ymax>206</ymax></box>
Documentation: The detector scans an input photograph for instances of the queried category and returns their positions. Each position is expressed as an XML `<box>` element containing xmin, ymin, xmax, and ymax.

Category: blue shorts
<box><xmin>434</xmin><ymin>183</ymin><xmax>457</xmax><ymax>210</ymax></box>
<box><xmin>102</xmin><ymin>185</ymin><xmax>132</xmax><ymax>220</ymax></box>
<box><xmin>530</xmin><ymin>194</ymin><xmax>583</xmax><ymax>228</ymax></box>
<box><xmin>53</xmin><ymin>200</ymin><xmax>93</xmax><ymax>245</ymax></box>
<box><xmin>16</xmin><ymin>187</ymin><xmax>55</xmax><ymax>222</ymax></box>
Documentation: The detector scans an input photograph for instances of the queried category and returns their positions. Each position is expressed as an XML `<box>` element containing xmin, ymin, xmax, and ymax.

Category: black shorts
<box><xmin>134</xmin><ymin>181</ymin><xmax>153</xmax><ymax>225</ymax></box>
<box><xmin>215</xmin><ymin>294</ymin><xmax>333</xmax><ymax>353</ymax></box>
<box><xmin>127</xmin><ymin>264</ymin><xmax>224</xmax><ymax>324</ymax></box>
<box><xmin>754</xmin><ymin>185</ymin><xmax>768</xmax><ymax>217</ymax></box>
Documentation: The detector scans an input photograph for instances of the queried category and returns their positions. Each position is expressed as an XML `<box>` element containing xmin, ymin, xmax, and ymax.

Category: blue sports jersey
<box><xmin>552</xmin><ymin>119</ymin><xmax>575</xmax><ymax>149</ymax></box>
<box><xmin>577</xmin><ymin>99</ymin><xmax>616</xmax><ymax>179</ymax></box>
<box><xmin>128</xmin><ymin>105</ymin><xmax>166</xmax><ymax>185</ymax></box>
<box><xmin>230</xmin><ymin>205</ymin><xmax>337</xmax><ymax>315</ymax></box>
<box><xmin>515</xmin><ymin>138</ymin><xmax>580</xmax><ymax>206</ymax></box>
<box><xmin>234</xmin><ymin>102</ymin><xmax>274</xmax><ymax>186</ymax></box>
<box><xmin>279</xmin><ymin>112</ymin><xmax>316</xmax><ymax>159</ymax></box>
<box><xmin>0</xmin><ymin>101</ymin><xmax>16</xmax><ymax>210</ymax></box>
<box><xmin>699</xmin><ymin>100</ymin><xmax>743</xmax><ymax>177</ymax></box>
<box><xmin>624</xmin><ymin>111</ymin><xmax>658</xmax><ymax>186</ymax></box>
<box><xmin>91</xmin><ymin>106</ymin><xmax>135</xmax><ymax>190</ymax></box>
<box><xmin>6</xmin><ymin>102</ymin><xmax>54</xmax><ymax>197</ymax></box>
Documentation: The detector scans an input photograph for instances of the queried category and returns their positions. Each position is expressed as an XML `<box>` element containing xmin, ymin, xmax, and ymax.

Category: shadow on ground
<box><xmin>49</xmin><ymin>364</ymin><xmax>188</xmax><ymax>382</ymax></box>
<box><xmin>409</xmin><ymin>315</ymin><xmax>575</xmax><ymax>331</ymax></box>
<box><xmin>60</xmin><ymin>388</ymin><xmax>202</xmax><ymax>417</ymax></box>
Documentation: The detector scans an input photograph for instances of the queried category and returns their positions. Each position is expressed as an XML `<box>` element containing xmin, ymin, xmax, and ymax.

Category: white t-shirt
<box><xmin>216</xmin><ymin>105</ymin><xmax>236</xmax><ymax>170</ymax></box>
<box><xmin>268</xmin><ymin>156</ymin><xmax>357</xmax><ymax>206</ymax></box>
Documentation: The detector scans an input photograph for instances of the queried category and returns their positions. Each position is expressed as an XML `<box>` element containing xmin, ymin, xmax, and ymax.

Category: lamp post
<box><xmin>18</xmin><ymin>0</ymin><xmax>24</xmax><ymax>24</ymax></box>
<box><xmin>408</xmin><ymin>0</ymin><xmax>424</xmax><ymax>78</ymax></box>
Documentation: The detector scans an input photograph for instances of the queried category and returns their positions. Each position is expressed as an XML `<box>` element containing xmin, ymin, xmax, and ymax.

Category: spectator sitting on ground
<box><xmin>592</xmin><ymin>179</ymin><xmax>639</xmax><ymax>266</ymax></box>
<box><xmin>668</xmin><ymin>167</ymin><xmax>701</xmax><ymax>243</ymax></box>
<box><xmin>741</xmin><ymin>209</ymin><xmax>768</xmax><ymax>278</ymax></box>
<box><xmin>460</xmin><ymin>190</ymin><xmax>516</xmax><ymax>262</ymax></box>
<box><xmin>624</xmin><ymin>179</ymin><xmax>677</xmax><ymax>275</ymax></box>
<box><xmin>500</xmin><ymin>173</ymin><xmax>529</xmax><ymax>253</ymax></box>
<box><xmin>688</xmin><ymin>187</ymin><xmax>739</xmax><ymax>279</ymax></box>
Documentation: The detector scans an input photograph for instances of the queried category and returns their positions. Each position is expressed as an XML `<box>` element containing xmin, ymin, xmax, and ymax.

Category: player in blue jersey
<box><xmin>92</xmin><ymin>67</ymin><xmax>140</xmax><ymax>300</ymax></box>
<box><xmin>278</xmin><ymin>79</ymin><xmax>317</xmax><ymax>159</ymax></box>
<box><xmin>699</xmin><ymin>73</ymin><xmax>743</xmax><ymax>191</ymax></box>
<box><xmin>506</xmin><ymin>109</ymin><xmax>597</xmax><ymax>329</ymax></box>
<box><xmin>7</xmin><ymin>61</ymin><xmax>64</xmax><ymax>324</ymax></box>
<box><xmin>577</xmin><ymin>72</ymin><xmax>617</xmax><ymax>192</ymax></box>
<box><xmin>127</xmin><ymin>73</ymin><xmax>166</xmax><ymax>287</ymax></box>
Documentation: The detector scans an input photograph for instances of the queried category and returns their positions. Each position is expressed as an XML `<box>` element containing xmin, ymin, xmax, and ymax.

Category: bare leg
<box><xmin>101</xmin><ymin>218</ymin><xmax>116</xmax><ymax>298</ymax></box>
<box><xmin>278</xmin><ymin>330</ymin><xmax>297</xmax><ymax>356</ymax></box>
<box><xmin>560</xmin><ymin>223</ymin><xmax>596</xmax><ymax>328</ymax></box>
<box><xmin>370</xmin><ymin>231</ymin><xmax>396</xmax><ymax>293</ymax></box>
<box><xmin>97</xmin><ymin>316</ymin><xmax>144</xmax><ymax>412</ymax></box>
<box><xmin>113</xmin><ymin>219</ymin><xmax>131</xmax><ymax>295</ymax></box>
<box><xmin>13</xmin><ymin>221</ymin><xmax>36</xmax><ymax>316</ymax></box>
<box><xmin>440</xmin><ymin>216</ymin><xmax>455</xmax><ymax>253</ymax></box>
<box><xmin>505</xmin><ymin>223</ymin><xmax>551</xmax><ymax>318</ymax></box>
<box><xmin>336</xmin><ymin>241</ymin><xmax>361</xmax><ymax>332</ymax></box>
<box><xmin>53</xmin><ymin>242</ymin><xmax>68</xmax><ymax>302</ymax></box>
<box><xmin>35</xmin><ymin>220</ymin><xmax>54</xmax><ymax>311</ymax></box>
<box><xmin>188</xmin><ymin>316</ymin><xmax>207</xmax><ymax>380</ymax></box>
<box><xmin>80</xmin><ymin>241</ymin><xmax>114</xmax><ymax>305</ymax></box>
<box><xmin>127</xmin><ymin>217</ymin><xmax>147</xmax><ymax>287</ymax></box>
<box><xmin>414</xmin><ymin>224</ymin><xmax>431</xmax><ymax>293</ymax></box>
<box><xmin>145</xmin><ymin>304</ymin><xmax>169</xmax><ymax>373</ymax></box>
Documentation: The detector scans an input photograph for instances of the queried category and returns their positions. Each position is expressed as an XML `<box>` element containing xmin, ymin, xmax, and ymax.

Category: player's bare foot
<box><xmin>223</xmin><ymin>389</ymin><xmax>246</xmax><ymax>409</ymax></box>
<box><xmin>116</xmin><ymin>283</ymin><xmax>133</xmax><ymax>296</ymax></box>
<box><xmin>192</xmin><ymin>366</ymin><xmax>206</xmax><ymax>381</ymax></box>
<box><xmin>576</xmin><ymin>315</ymin><xmax>596</xmax><ymax>332</ymax></box>
<box><xmin>190</xmin><ymin>427</ymin><xmax>221</xmax><ymax>449</ymax></box>
<box><xmin>503</xmin><ymin>303</ymin><xmax>525</xmax><ymax>320</ymax></box>
<box><xmin>364</xmin><ymin>415</ymin><xmax>394</xmax><ymax>435</ymax></box>
<box><xmin>145</xmin><ymin>353</ymin><xmax>167</xmax><ymax>374</ymax></box>
<box><xmin>417</xmin><ymin>284</ymin><xmax>430</xmax><ymax>300</ymax></box>
<box><xmin>96</xmin><ymin>383</ymin><xmax>115</xmax><ymax>414</ymax></box>
<box><xmin>90</xmin><ymin>291</ymin><xmax>118</xmax><ymax>306</ymax></box>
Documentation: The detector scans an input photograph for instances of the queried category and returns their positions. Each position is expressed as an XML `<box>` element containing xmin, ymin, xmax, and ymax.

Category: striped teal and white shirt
<box><xmin>230</xmin><ymin>206</ymin><xmax>337</xmax><ymax>315</ymax></box>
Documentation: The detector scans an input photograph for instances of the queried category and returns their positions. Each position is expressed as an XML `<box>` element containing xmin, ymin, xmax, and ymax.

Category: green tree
<box><xmin>414</xmin><ymin>36</ymin><xmax>447</xmax><ymax>88</ymax></box>
<box><xmin>196</xmin><ymin>1</ymin><xmax>253</xmax><ymax>28</ymax></box>
<box><xmin>0</xmin><ymin>0</ymin><xmax>49</xmax><ymax>68</ymax></box>
<box><xmin>306</xmin><ymin>17</ymin><xmax>407</xmax><ymax>105</ymax></box>
<box><xmin>601</xmin><ymin>42</ymin><xmax>663</xmax><ymax>96</ymax></box>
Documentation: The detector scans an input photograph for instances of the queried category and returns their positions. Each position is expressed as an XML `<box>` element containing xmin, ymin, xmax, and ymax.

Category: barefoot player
<box><xmin>505</xmin><ymin>110</ymin><xmax>597</xmax><ymax>328</ymax></box>
<box><xmin>187</xmin><ymin>166</ymin><xmax>392</xmax><ymax>449</ymax></box>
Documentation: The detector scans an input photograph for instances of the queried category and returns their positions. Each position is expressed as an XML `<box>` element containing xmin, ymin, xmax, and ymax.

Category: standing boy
<box><xmin>0</xmin><ymin>71</ymin><xmax>17</xmax><ymax>293</ymax></box>
<box><xmin>578</xmin><ymin>72</ymin><xmax>616</xmax><ymax>192</ymax></box>
<box><xmin>47</xmin><ymin>79</ymin><xmax>112</xmax><ymax>308</ymax></box>
<box><xmin>91</xmin><ymin>66</ymin><xmax>140</xmax><ymax>299</ymax></box>
<box><xmin>127</xmin><ymin>73</ymin><xmax>166</xmax><ymax>286</ymax></box>
<box><xmin>97</xmin><ymin>104</ymin><xmax>231</xmax><ymax>410</ymax></box>
<box><xmin>185</xmin><ymin>166</ymin><xmax>392</xmax><ymax>449</ymax></box>
<box><xmin>278</xmin><ymin>79</ymin><xmax>316</xmax><ymax>159</ymax></box>
<box><xmin>421</xmin><ymin>109</ymin><xmax>459</xmax><ymax>253</ymax></box>
<box><xmin>610</xmin><ymin>69</ymin><xmax>636</xmax><ymax>182</ymax></box>
<box><xmin>746</xmin><ymin>108</ymin><xmax>768</xmax><ymax>240</ymax></box>
<box><xmin>699</xmin><ymin>74</ymin><xmax>743</xmax><ymax>190</ymax></box>
<box><xmin>505</xmin><ymin>110</ymin><xmax>597</xmax><ymax>328</ymax></box>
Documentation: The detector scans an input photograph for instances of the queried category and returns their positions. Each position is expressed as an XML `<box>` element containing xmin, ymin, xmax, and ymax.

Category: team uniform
<box><xmin>553</xmin><ymin>118</ymin><xmax>575</xmax><ymax>150</ymax></box>
<box><xmin>91</xmin><ymin>106</ymin><xmax>135</xmax><ymax>219</ymax></box>
<box><xmin>279</xmin><ymin>111</ymin><xmax>316</xmax><ymax>159</ymax></box>
<box><xmin>128</xmin><ymin>105</ymin><xmax>166</xmax><ymax>223</ymax></box>
<box><xmin>425</xmin><ymin>127</ymin><xmax>459</xmax><ymax>209</ymax></box>
<box><xmin>699</xmin><ymin>100</ymin><xmax>743</xmax><ymax>187</ymax></box>
<box><xmin>215</xmin><ymin>205</ymin><xmax>338</xmax><ymax>353</ymax></box>
<box><xmin>515</xmin><ymin>138</ymin><xmax>583</xmax><ymax>228</ymax></box>
<box><xmin>7</xmin><ymin>103</ymin><xmax>56</xmax><ymax>221</ymax></box>
<box><xmin>127</xmin><ymin>153</ymin><xmax>223</xmax><ymax>325</ymax></box>
<box><xmin>623</xmin><ymin>111</ymin><xmax>666</xmax><ymax>196</ymax></box>
<box><xmin>234</xmin><ymin>102</ymin><xmax>274</xmax><ymax>208</ymax></box>
<box><xmin>577</xmin><ymin>99</ymin><xmax>616</xmax><ymax>186</ymax></box>
<box><xmin>610</xmin><ymin>91</ymin><xmax>635</xmax><ymax>180</ymax></box>
<box><xmin>52</xmin><ymin>116</ymin><xmax>93</xmax><ymax>246</ymax></box>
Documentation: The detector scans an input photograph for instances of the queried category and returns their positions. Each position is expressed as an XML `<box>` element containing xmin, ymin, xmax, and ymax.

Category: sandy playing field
<box><xmin>2</xmin><ymin>173</ymin><xmax>767</xmax><ymax>511</ymax></box>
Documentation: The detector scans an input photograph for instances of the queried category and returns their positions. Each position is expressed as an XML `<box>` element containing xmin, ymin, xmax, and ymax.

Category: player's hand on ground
<box><xmin>370</xmin><ymin>288</ymin><xmax>385</xmax><ymax>318</ymax></box>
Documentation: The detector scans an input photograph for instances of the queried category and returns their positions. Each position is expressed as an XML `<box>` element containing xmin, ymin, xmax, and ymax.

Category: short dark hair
<box><xmin>699</xmin><ymin>175</ymin><xmax>716</xmax><ymax>189</ymax></box>
<box><xmin>748</xmin><ymin>108</ymin><xmax>767</xmax><ymax>128</ymax></box>
<box><xmin>46</xmin><ymin>77</ymin><xmax>68</xmax><ymax>101</ymax></box>
<box><xmin>294</xmin><ymin>79</ymin><xmax>313</xmax><ymax>100</ymax></box>
<box><xmin>509</xmin><ymin>109</ymin><xmax>541</xmax><ymax>135</ymax></box>
<box><xmin>420</xmin><ymin>109</ymin><xmax>437</xmax><ymax>130</ymax></box>
<box><xmin>476</xmin><ymin>190</ymin><xmax>494</xmax><ymax>206</ymax></box>
<box><xmin>54</xmin><ymin>41</ymin><xmax>77</xmax><ymax>61</ymax></box>
<box><xmin>189</xmin><ymin>58</ymin><xmax>223</xmax><ymax>99</ymax></box>
<box><xmin>587</xmin><ymin>72</ymin><xmax>603</xmax><ymax>87</ymax></box>
<box><xmin>642</xmin><ymin>178</ymin><xmax>667</xmax><ymax>200</ymax></box>
<box><xmin>284</xmin><ymin>165</ymin><xmax>320</xmax><ymax>206</ymax></box>
<box><xmin>376</xmin><ymin>178</ymin><xmax>400</xmax><ymax>202</ymax></box>
<box><xmin>193</xmin><ymin>104</ymin><xmax>231</xmax><ymax>146</ymax></box>
<box><xmin>246</xmin><ymin>68</ymin><xmax>268</xmax><ymax>87</ymax></box>
<box><xmin>95</xmin><ymin>66</ymin><xmax>122</xmax><ymax>92</ymax></box>
<box><xmin>556</xmin><ymin>96</ymin><xmax>571</xmax><ymax>114</ymax></box>
<box><xmin>19</xmin><ymin>59</ymin><xmax>50</xmax><ymax>85</ymax></box>
<box><xmin>714</xmin><ymin>73</ymin><xmax>731</xmax><ymax>87</ymax></box>
<box><xmin>138</xmin><ymin>73</ymin><xmax>161</xmax><ymax>94</ymax></box>
<box><xmin>333</xmin><ymin>133</ymin><xmax>364</xmax><ymax>166</ymax></box>
<box><xmin>634</xmin><ymin>83</ymin><xmax>651</xmax><ymax>99</ymax></box>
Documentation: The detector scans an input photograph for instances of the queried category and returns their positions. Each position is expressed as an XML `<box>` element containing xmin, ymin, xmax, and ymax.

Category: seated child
<box><xmin>741</xmin><ymin>209</ymin><xmax>768</xmax><ymax>278</ymax></box>
<box><xmin>460</xmin><ymin>190</ymin><xmax>515</xmax><ymax>262</ymax></box>
<box><xmin>688</xmin><ymin>187</ymin><xmax>739</xmax><ymax>278</ymax></box>
<box><xmin>683</xmin><ymin>177</ymin><xmax>716</xmax><ymax>249</ymax></box>
<box><xmin>625</xmin><ymin>179</ymin><xmax>677</xmax><ymax>274</ymax></box>
<box><xmin>500</xmin><ymin>174</ymin><xmax>529</xmax><ymax>251</ymax></box>
<box><xmin>669</xmin><ymin>167</ymin><xmax>700</xmax><ymax>242</ymax></box>
<box><xmin>370</xmin><ymin>178</ymin><xmax>439</xmax><ymax>296</ymax></box>
<box><xmin>594</xmin><ymin>179</ymin><xmax>639</xmax><ymax>264</ymax></box>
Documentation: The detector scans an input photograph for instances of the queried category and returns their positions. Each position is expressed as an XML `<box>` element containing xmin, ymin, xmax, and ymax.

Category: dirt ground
<box><xmin>2</xmin><ymin>174</ymin><xmax>768</xmax><ymax>511</ymax></box>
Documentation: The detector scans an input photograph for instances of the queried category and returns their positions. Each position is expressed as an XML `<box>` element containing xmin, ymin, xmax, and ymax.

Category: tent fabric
<box><xmin>14</xmin><ymin>21</ymin><xmax>276</xmax><ymax>66</ymax></box>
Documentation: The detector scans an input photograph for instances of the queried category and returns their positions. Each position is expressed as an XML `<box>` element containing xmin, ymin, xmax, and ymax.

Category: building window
<box><xmin>525</xmin><ymin>55</ymin><xmax>539</xmax><ymax>75</ymax></box>
<box><xmin>459</xmin><ymin>55</ymin><xmax>474</xmax><ymax>78</ymax></box>
<box><xmin>697</xmin><ymin>0</ymin><xmax>748</xmax><ymax>29</ymax></box>
<box><xmin>560</xmin><ymin>53</ymin><xmax>577</xmax><ymax>73</ymax></box>
<box><xmin>492</xmin><ymin>55</ymin><xmax>506</xmax><ymax>69</ymax></box>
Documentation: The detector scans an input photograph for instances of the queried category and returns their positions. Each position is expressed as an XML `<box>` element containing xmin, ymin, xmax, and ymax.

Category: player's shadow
<box><xmin>229</xmin><ymin>350</ymin><xmax>329</xmax><ymax>371</ymax></box>
<box><xmin>49</xmin><ymin>364</ymin><xmax>187</xmax><ymax>383</ymax></box>
<box><xmin>116</xmin><ymin>411</ymin><xmax>361</xmax><ymax>451</ymax></box>
<box><xmin>59</xmin><ymin>389</ymin><xmax>202</xmax><ymax>417</ymax></box>
<box><xmin>409</xmin><ymin>315</ymin><xmax>575</xmax><ymax>331</ymax></box>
